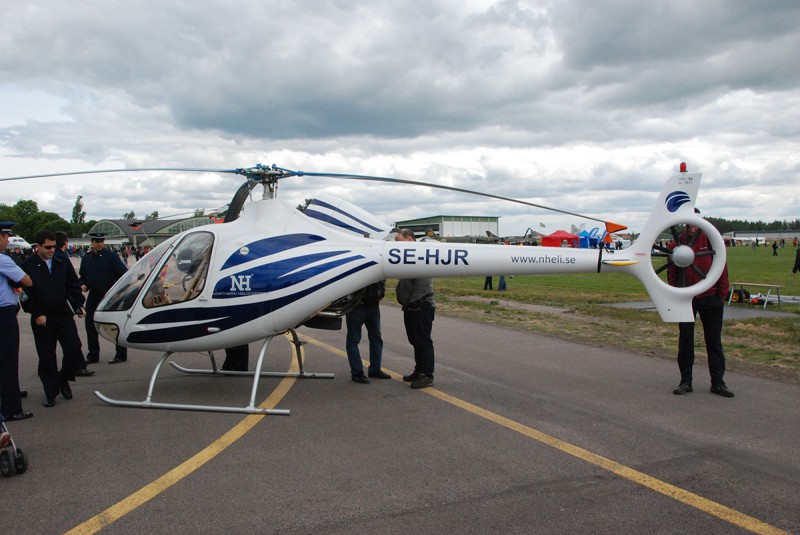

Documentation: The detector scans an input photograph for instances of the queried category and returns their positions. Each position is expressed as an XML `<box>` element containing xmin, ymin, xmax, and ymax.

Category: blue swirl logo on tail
<box><xmin>665</xmin><ymin>191</ymin><xmax>691</xmax><ymax>212</ymax></box>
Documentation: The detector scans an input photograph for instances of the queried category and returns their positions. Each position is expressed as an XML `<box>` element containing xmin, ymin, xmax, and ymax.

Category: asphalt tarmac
<box><xmin>3</xmin><ymin>305</ymin><xmax>799</xmax><ymax>534</ymax></box>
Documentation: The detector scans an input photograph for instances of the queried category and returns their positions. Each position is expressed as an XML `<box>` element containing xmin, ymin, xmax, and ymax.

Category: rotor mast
<box><xmin>234</xmin><ymin>164</ymin><xmax>295</xmax><ymax>199</ymax></box>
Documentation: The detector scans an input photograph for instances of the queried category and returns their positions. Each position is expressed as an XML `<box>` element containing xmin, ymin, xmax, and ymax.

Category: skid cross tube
<box><xmin>94</xmin><ymin>330</ymin><xmax>333</xmax><ymax>415</ymax></box>
<box><xmin>168</xmin><ymin>329</ymin><xmax>335</xmax><ymax>380</ymax></box>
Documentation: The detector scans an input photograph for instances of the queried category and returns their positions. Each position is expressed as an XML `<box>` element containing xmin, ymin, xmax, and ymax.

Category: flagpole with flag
<box><xmin>129</xmin><ymin>221</ymin><xmax>151</xmax><ymax>248</ymax></box>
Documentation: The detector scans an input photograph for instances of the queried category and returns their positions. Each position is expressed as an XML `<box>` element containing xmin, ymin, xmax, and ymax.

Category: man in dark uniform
<box><xmin>0</xmin><ymin>223</ymin><xmax>34</xmax><ymax>421</ymax></box>
<box><xmin>10</xmin><ymin>246</ymin><xmax>26</xmax><ymax>266</ymax></box>
<box><xmin>221</xmin><ymin>345</ymin><xmax>249</xmax><ymax>372</ymax></box>
<box><xmin>21</xmin><ymin>229</ymin><xmax>86</xmax><ymax>407</ymax></box>
<box><xmin>55</xmin><ymin>231</ymin><xmax>93</xmax><ymax>377</ymax></box>
<box><xmin>79</xmin><ymin>233</ymin><xmax>129</xmax><ymax>364</ymax></box>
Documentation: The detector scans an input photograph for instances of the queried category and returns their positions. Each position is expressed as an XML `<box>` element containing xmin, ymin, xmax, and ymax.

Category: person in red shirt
<box><xmin>667</xmin><ymin>213</ymin><xmax>734</xmax><ymax>398</ymax></box>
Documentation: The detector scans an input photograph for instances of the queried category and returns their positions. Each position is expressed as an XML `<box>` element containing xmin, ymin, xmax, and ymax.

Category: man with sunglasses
<box><xmin>21</xmin><ymin>230</ymin><xmax>87</xmax><ymax>408</ymax></box>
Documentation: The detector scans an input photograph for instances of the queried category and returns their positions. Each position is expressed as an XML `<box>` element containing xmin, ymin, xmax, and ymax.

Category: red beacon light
<box><xmin>679</xmin><ymin>162</ymin><xmax>687</xmax><ymax>173</ymax></box>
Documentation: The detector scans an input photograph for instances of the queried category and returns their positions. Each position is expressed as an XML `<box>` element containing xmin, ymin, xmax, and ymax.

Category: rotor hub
<box><xmin>671</xmin><ymin>244</ymin><xmax>695</xmax><ymax>268</ymax></box>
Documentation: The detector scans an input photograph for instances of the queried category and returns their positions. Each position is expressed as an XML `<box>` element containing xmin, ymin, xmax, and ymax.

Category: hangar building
<box><xmin>394</xmin><ymin>215</ymin><xmax>500</xmax><ymax>239</ymax></box>
<box><xmin>82</xmin><ymin>216</ymin><xmax>214</xmax><ymax>247</ymax></box>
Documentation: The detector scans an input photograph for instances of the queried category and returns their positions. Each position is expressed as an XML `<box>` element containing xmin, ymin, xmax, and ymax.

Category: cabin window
<box><xmin>97</xmin><ymin>237</ymin><xmax>176</xmax><ymax>312</ymax></box>
<box><xmin>142</xmin><ymin>232</ymin><xmax>214</xmax><ymax>308</ymax></box>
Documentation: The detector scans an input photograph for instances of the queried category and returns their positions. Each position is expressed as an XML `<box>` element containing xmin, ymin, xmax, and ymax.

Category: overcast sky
<box><xmin>1</xmin><ymin>0</ymin><xmax>798</xmax><ymax>236</ymax></box>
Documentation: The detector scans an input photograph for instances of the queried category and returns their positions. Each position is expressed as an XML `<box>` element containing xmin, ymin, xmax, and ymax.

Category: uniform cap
<box><xmin>89</xmin><ymin>232</ymin><xmax>106</xmax><ymax>240</ymax></box>
<box><xmin>0</xmin><ymin>222</ymin><xmax>16</xmax><ymax>235</ymax></box>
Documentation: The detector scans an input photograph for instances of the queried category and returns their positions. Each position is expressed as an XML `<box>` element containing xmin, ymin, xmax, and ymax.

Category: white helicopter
<box><xmin>3</xmin><ymin>163</ymin><xmax>725</xmax><ymax>415</ymax></box>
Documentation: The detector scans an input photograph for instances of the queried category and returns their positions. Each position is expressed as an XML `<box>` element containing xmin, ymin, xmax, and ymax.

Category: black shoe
<box><xmin>410</xmin><ymin>374</ymin><xmax>434</xmax><ymax>389</ymax></box>
<box><xmin>351</xmin><ymin>374</ymin><xmax>370</xmax><ymax>384</ymax></box>
<box><xmin>403</xmin><ymin>371</ymin><xmax>420</xmax><ymax>383</ymax></box>
<box><xmin>710</xmin><ymin>383</ymin><xmax>735</xmax><ymax>398</ymax></box>
<box><xmin>673</xmin><ymin>381</ymin><xmax>693</xmax><ymax>395</ymax></box>
<box><xmin>60</xmin><ymin>381</ymin><xmax>73</xmax><ymax>400</ymax></box>
<box><xmin>43</xmin><ymin>397</ymin><xmax>56</xmax><ymax>408</ymax></box>
<box><xmin>3</xmin><ymin>412</ymin><xmax>33</xmax><ymax>421</ymax></box>
<box><xmin>108</xmin><ymin>357</ymin><xmax>127</xmax><ymax>364</ymax></box>
<box><xmin>368</xmin><ymin>370</ymin><xmax>391</xmax><ymax>379</ymax></box>
<box><xmin>86</xmin><ymin>356</ymin><xmax>100</xmax><ymax>364</ymax></box>
<box><xmin>19</xmin><ymin>390</ymin><xmax>28</xmax><ymax>398</ymax></box>
<box><xmin>75</xmin><ymin>368</ymin><xmax>95</xmax><ymax>377</ymax></box>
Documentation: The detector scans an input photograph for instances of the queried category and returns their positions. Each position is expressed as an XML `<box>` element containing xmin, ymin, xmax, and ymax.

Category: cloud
<box><xmin>0</xmin><ymin>0</ymin><xmax>798</xmax><ymax>234</ymax></box>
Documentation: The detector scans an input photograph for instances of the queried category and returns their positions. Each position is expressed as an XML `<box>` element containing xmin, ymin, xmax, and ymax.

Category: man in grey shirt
<box><xmin>394</xmin><ymin>229</ymin><xmax>436</xmax><ymax>389</ymax></box>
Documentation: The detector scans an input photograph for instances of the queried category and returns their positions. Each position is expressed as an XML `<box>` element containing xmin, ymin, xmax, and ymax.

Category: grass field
<box><xmin>387</xmin><ymin>244</ymin><xmax>800</xmax><ymax>383</ymax></box>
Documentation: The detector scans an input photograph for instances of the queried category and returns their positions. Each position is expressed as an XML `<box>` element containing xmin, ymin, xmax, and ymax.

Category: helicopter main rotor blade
<box><xmin>277</xmin><ymin>168</ymin><xmax>612</xmax><ymax>225</ymax></box>
<box><xmin>0</xmin><ymin>163</ymin><xmax>625</xmax><ymax>227</ymax></box>
<box><xmin>0</xmin><ymin>167</ymin><xmax>242</xmax><ymax>182</ymax></box>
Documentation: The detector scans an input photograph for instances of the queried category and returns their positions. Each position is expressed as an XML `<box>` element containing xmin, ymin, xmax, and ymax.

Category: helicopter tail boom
<box><xmin>382</xmin><ymin>168</ymin><xmax>726</xmax><ymax>322</ymax></box>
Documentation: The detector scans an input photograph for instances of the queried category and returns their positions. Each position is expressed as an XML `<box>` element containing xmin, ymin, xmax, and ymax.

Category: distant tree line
<box><xmin>705</xmin><ymin>217</ymin><xmax>800</xmax><ymax>234</ymax></box>
<box><xmin>0</xmin><ymin>199</ymin><xmax>95</xmax><ymax>242</ymax></box>
<box><xmin>2</xmin><ymin>195</ymin><xmax>798</xmax><ymax>243</ymax></box>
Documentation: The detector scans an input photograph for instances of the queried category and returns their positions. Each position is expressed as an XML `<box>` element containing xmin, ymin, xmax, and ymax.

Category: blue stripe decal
<box><xmin>221</xmin><ymin>234</ymin><xmax>326</xmax><ymax>270</ymax></box>
<box><xmin>308</xmin><ymin>199</ymin><xmax>384</xmax><ymax>233</ymax></box>
<box><xmin>212</xmin><ymin>252</ymin><xmax>364</xmax><ymax>298</ymax></box>
<box><xmin>305</xmin><ymin>209</ymin><xmax>368</xmax><ymax>235</ymax></box>
<box><xmin>127</xmin><ymin>260</ymin><xmax>378</xmax><ymax>344</ymax></box>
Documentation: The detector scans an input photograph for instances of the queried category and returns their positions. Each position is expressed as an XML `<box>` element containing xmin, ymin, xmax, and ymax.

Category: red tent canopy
<box><xmin>541</xmin><ymin>229</ymin><xmax>579</xmax><ymax>247</ymax></box>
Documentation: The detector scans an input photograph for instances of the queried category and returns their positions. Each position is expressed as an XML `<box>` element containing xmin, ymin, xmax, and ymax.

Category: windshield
<box><xmin>97</xmin><ymin>236</ymin><xmax>178</xmax><ymax>312</ymax></box>
<box><xmin>142</xmin><ymin>232</ymin><xmax>214</xmax><ymax>308</ymax></box>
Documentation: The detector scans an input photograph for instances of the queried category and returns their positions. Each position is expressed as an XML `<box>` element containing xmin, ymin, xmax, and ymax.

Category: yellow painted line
<box><xmin>303</xmin><ymin>334</ymin><xmax>788</xmax><ymax>535</ymax></box>
<box><xmin>66</xmin><ymin>335</ymin><xmax>300</xmax><ymax>535</ymax></box>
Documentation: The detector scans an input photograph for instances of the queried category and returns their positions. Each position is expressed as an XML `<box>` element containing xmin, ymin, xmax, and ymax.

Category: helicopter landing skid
<box><xmin>94</xmin><ymin>329</ymin><xmax>332</xmax><ymax>415</ymax></box>
<box><xmin>167</xmin><ymin>329</ymin><xmax>335</xmax><ymax>380</ymax></box>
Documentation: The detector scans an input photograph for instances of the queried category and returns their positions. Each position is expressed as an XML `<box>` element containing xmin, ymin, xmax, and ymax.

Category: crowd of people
<box><xmin>1</xmin><ymin>226</ymin><xmax>128</xmax><ymax>421</ymax></box>
<box><xmin>5</xmin><ymin>241</ymin><xmax>152</xmax><ymax>267</ymax></box>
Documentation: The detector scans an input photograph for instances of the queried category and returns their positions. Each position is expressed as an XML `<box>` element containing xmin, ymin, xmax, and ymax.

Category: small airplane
<box><xmin>4</xmin><ymin>235</ymin><xmax>33</xmax><ymax>252</ymax></box>
<box><xmin>3</xmin><ymin>162</ymin><xmax>725</xmax><ymax>415</ymax></box>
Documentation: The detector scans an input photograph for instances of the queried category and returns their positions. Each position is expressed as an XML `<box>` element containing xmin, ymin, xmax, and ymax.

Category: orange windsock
<box><xmin>605</xmin><ymin>221</ymin><xmax>627</xmax><ymax>234</ymax></box>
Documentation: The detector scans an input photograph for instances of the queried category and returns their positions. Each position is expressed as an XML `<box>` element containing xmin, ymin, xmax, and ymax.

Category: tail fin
<box><xmin>602</xmin><ymin>169</ymin><xmax>727</xmax><ymax>322</ymax></box>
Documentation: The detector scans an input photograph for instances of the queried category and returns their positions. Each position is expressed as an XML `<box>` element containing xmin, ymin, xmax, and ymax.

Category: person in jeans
<box><xmin>345</xmin><ymin>281</ymin><xmax>389</xmax><ymax>384</ymax></box>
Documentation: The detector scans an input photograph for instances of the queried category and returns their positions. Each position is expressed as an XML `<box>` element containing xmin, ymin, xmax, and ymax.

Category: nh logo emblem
<box><xmin>230</xmin><ymin>274</ymin><xmax>253</xmax><ymax>292</ymax></box>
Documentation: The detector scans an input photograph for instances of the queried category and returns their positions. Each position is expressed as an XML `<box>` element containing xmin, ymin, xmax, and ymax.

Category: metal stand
<box><xmin>94</xmin><ymin>329</ymin><xmax>334</xmax><ymax>415</ymax></box>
